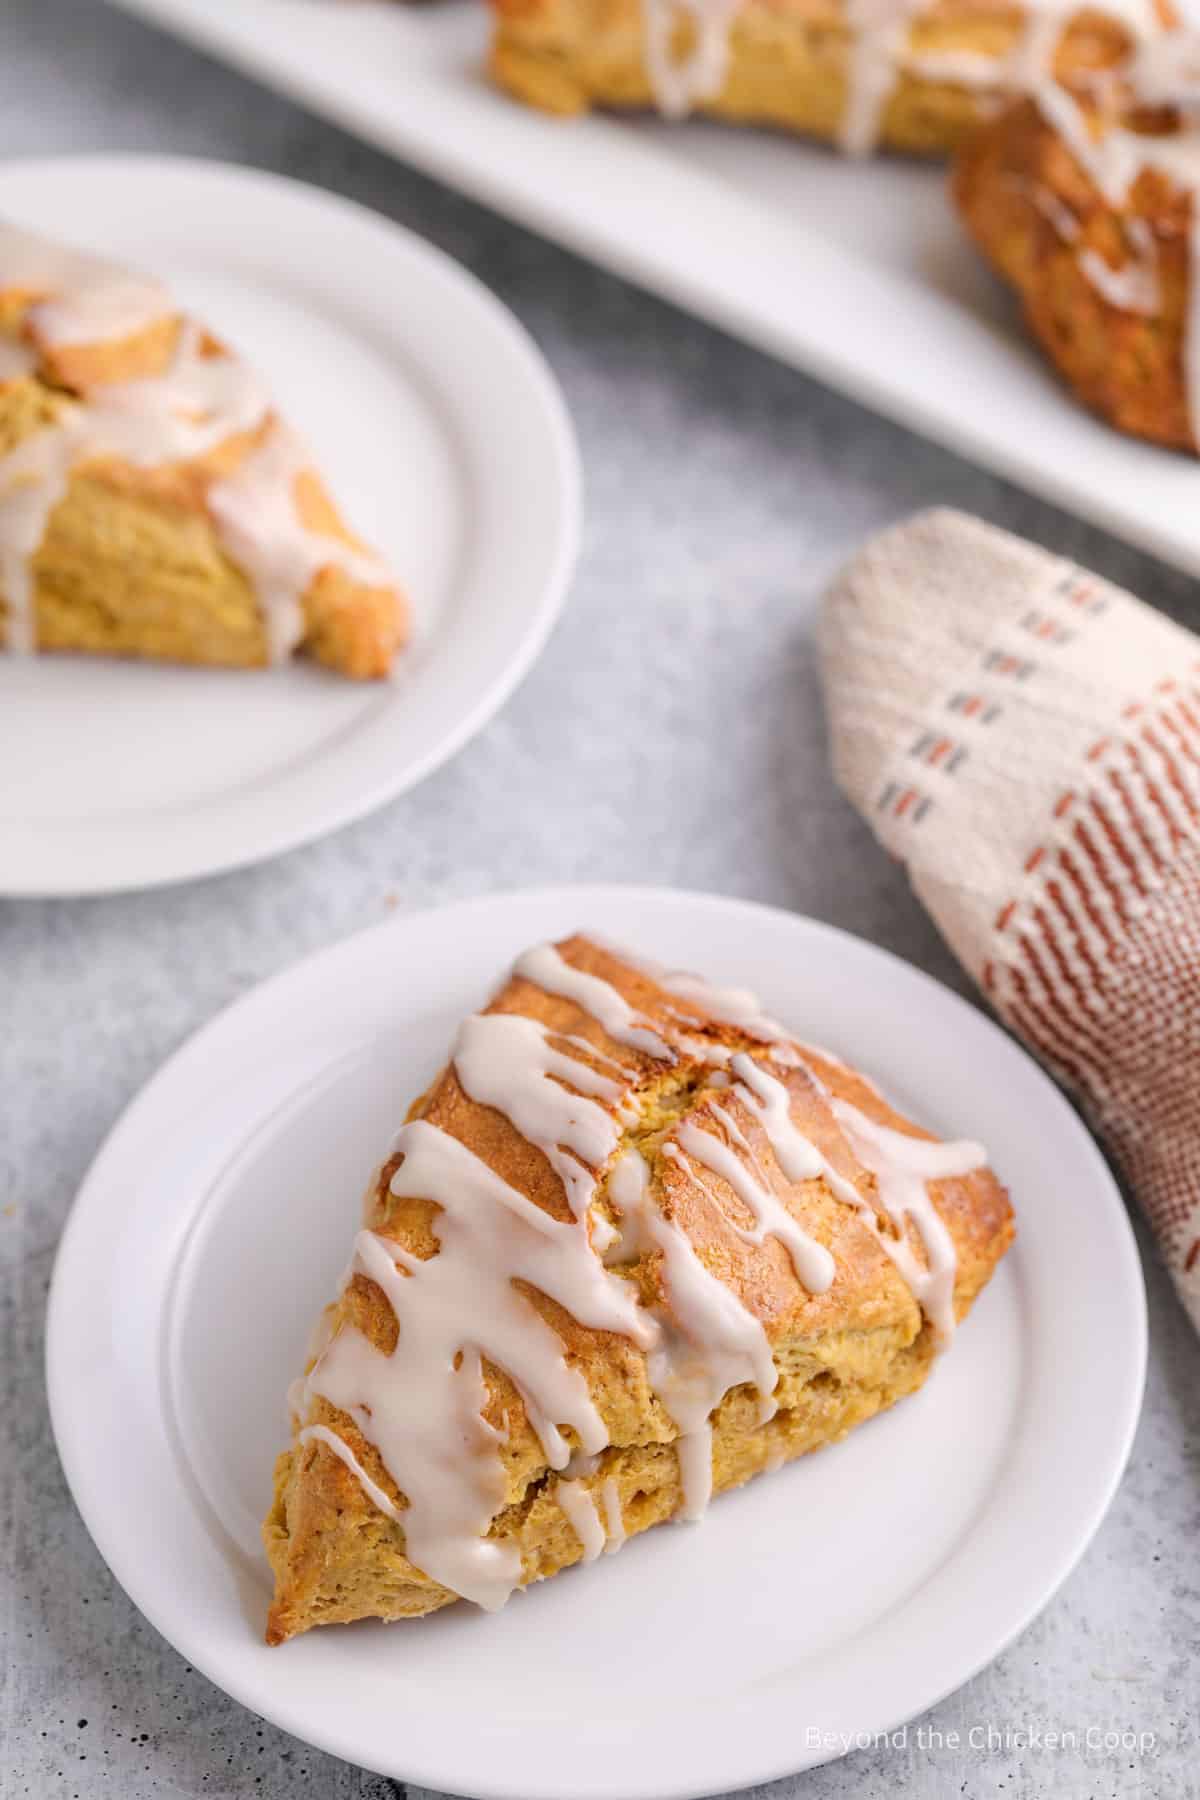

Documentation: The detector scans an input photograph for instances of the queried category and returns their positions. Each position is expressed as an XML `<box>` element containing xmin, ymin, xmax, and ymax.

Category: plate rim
<box><xmin>45</xmin><ymin>883</ymin><xmax>1149</xmax><ymax>1799</ymax></box>
<box><xmin>0</xmin><ymin>151</ymin><xmax>581</xmax><ymax>899</ymax></box>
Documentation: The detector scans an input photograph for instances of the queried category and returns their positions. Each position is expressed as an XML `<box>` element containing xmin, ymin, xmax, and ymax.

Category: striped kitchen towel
<box><xmin>820</xmin><ymin>508</ymin><xmax>1200</xmax><ymax>1333</ymax></box>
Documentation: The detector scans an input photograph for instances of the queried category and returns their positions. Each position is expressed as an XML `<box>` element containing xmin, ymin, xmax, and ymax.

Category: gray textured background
<box><xmin>2</xmin><ymin>2</ymin><xmax>1198</xmax><ymax>1795</ymax></box>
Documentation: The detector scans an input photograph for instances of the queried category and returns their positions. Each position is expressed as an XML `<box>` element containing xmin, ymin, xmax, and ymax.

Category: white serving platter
<box><xmin>107</xmin><ymin>0</ymin><xmax>1200</xmax><ymax>575</ymax></box>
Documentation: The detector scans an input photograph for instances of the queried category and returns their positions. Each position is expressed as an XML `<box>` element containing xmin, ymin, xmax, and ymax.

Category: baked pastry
<box><xmin>488</xmin><ymin>0</ymin><xmax>1171</xmax><ymax>156</ymax></box>
<box><xmin>954</xmin><ymin>33</ymin><xmax>1200</xmax><ymax>451</ymax></box>
<box><xmin>264</xmin><ymin>933</ymin><xmax>1013</xmax><ymax>1639</ymax></box>
<box><xmin>0</xmin><ymin>223</ymin><xmax>407</xmax><ymax>675</ymax></box>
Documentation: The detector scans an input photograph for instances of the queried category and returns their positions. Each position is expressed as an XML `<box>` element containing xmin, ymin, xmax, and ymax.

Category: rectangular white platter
<box><xmin>107</xmin><ymin>0</ymin><xmax>1200</xmax><ymax>573</ymax></box>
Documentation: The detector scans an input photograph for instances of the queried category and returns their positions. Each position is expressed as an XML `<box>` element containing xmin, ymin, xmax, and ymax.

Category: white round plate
<box><xmin>0</xmin><ymin>156</ymin><xmax>579</xmax><ymax>896</ymax></box>
<box><xmin>47</xmin><ymin>887</ymin><xmax>1146</xmax><ymax>1799</ymax></box>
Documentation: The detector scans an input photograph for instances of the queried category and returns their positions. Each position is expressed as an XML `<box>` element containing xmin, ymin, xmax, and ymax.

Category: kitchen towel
<box><xmin>821</xmin><ymin>507</ymin><xmax>1200</xmax><ymax>1331</ymax></box>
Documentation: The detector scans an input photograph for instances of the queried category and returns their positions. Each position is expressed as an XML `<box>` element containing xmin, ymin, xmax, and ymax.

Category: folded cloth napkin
<box><xmin>820</xmin><ymin>507</ymin><xmax>1200</xmax><ymax>1332</ymax></box>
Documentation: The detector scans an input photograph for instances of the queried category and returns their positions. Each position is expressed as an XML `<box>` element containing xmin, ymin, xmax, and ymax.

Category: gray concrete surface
<box><xmin>1</xmin><ymin>2</ymin><xmax>1197</xmax><ymax>1795</ymax></box>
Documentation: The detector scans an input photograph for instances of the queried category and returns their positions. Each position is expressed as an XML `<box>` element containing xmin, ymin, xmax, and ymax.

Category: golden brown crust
<box><xmin>264</xmin><ymin>935</ymin><xmax>1014</xmax><ymax>1642</ymax></box>
<box><xmin>0</xmin><ymin>289</ymin><xmax>407</xmax><ymax>675</ymax></box>
<box><xmin>488</xmin><ymin>0</ymin><xmax>1164</xmax><ymax>154</ymax></box>
<box><xmin>953</xmin><ymin>96</ymin><xmax>1196</xmax><ymax>451</ymax></box>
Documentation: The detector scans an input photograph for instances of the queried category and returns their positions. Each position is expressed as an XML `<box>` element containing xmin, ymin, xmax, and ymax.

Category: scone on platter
<box><xmin>264</xmin><ymin>933</ymin><xmax>1014</xmax><ymax>1639</ymax></box>
<box><xmin>0</xmin><ymin>223</ymin><xmax>407</xmax><ymax>675</ymax></box>
<box><xmin>489</xmin><ymin>0</ymin><xmax>1172</xmax><ymax>156</ymax></box>
<box><xmin>954</xmin><ymin>31</ymin><xmax>1200</xmax><ymax>452</ymax></box>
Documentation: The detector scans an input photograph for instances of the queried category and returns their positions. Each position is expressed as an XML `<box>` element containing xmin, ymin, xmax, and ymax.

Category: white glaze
<box><xmin>643</xmin><ymin>0</ymin><xmax>740</xmax><ymax>119</ymax></box>
<box><xmin>514</xmin><ymin>941</ymin><xmax>674</xmax><ymax>1059</ymax></box>
<box><xmin>557</xmin><ymin>1479</ymin><xmax>607</xmax><ymax>1561</ymax></box>
<box><xmin>600</xmin><ymin>1476</ymin><xmax>626</xmax><ymax>1551</ymax></box>
<box><xmin>0</xmin><ymin>221</ymin><xmax>171</xmax><ymax>348</ymax></box>
<box><xmin>1078</xmin><ymin>242</ymin><xmax>1160</xmax><ymax>312</ymax></box>
<box><xmin>637</xmin><ymin>0</ymin><xmax>1163</xmax><ymax>159</ymax></box>
<box><xmin>452</xmin><ymin>1011</ymin><xmax>625</xmax><ymax>1217</ymax></box>
<box><xmin>589</xmin><ymin>1209</ymin><xmax>621</xmax><ymax>1255</ymax></box>
<box><xmin>832</xmin><ymin>1100</ymin><xmax>986</xmax><ymax>1343</ymax></box>
<box><xmin>839</xmin><ymin>0</ymin><xmax>923</xmax><ymax>155</ymax></box>
<box><xmin>731</xmin><ymin>1053</ymin><xmax>830</xmax><ymax>1185</ymax></box>
<box><xmin>609</xmin><ymin>1146</ymin><xmax>778</xmax><ymax>1519</ymax></box>
<box><xmin>731</xmin><ymin>1052</ymin><xmax>982</xmax><ymax>1342</ymax></box>
<box><xmin>1126</xmin><ymin>28</ymin><xmax>1200</xmax><ymax>110</ymax></box>
<box><xmin>659</xmin><ymin>969</ymin><xmax>790</xmax><ymax>1041</ymax></box>
<box><xmin>301</xmin><ymin>1119</ymin><xmax>654</xmax><ymax>1609</ymax></box>
<box><xmin>208</xmin><ymin>422</ymin><xmax>388</xmax><ymax>664</ymax></box>
<box><xmin>663</xmin><ymin>1117</ymin><xmax>836</xmax><ymax>1293</ymax></box>
<box><xmin>0</xmin><ymin>428</ymin><xmax>73</xmax><ymax>652</ymax></box>
<box><xmin>298</xmin><ymin>1423</ymin><xmax>403</xmax><ymax>1522</ymax></box>
<box><xmin>1032</xmin><ymin>182</ymin><xmax>1082</xmax><ymax>242</ymax></box>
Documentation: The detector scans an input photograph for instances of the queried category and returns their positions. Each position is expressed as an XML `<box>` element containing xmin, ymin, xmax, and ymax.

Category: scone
<box><xmin>264</xmin><ymin>934</ymin><xmax>1014</xmax><ymax>1639</ymax></box>
<box><xmin>488</xmin><ymin>0</ymin><xmax>1171</xmax><ymax>156</ymax></box>
<box><xmin>954</xmin><ymin>32</ymin><xmax>1200</xmax><ymax>451</ymax></box>
<box><xmin>0</xmin><ymin>222</ymin><xmax>407</xmax><ymax>675</ymax></box>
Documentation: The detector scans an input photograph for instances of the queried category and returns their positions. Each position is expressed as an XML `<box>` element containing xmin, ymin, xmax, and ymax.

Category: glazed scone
<box><xmin>489</xmin><ymin>0</ymin><xmax>1172</xmax><ymax>156</ymax></box>
<box><xmin>264</xmin><ymin>934</ymin><xmax>1014</xmax><ymax>1639</ymax></box>
<box><xmin>954</xmin><ymin>32</ymin><xmax>1200</xmax><ymax>451</ymax></box>
<box><xmin>0</xmin><ymin>223</ymin><xmax>407</xmax><ymax>675</ymax></box>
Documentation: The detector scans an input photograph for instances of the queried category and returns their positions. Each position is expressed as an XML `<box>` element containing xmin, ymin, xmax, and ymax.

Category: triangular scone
<box><xmin>0</xmin><ymin>223</ymin><xmax>406</xmax><ymax>677</ymax></box>
<box><xmin>265</xmin><ymin>935</ymin><xmax>1013</xmax><ymax>1639</ymax></box>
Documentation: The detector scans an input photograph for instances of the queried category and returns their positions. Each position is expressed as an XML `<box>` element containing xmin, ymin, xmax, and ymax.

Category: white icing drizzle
<box><xmin>208</xmin><ymin>422</ymin><xmax>388</xmax><ymax>665</ymax></box>
<box><xmin>731</xmin><ymin>1052</ymin><xmax>834</xmax><ymax>1186</ymax></box>
<box><xmin>0</xmin><ymin>430</ymin><xmax>73</xmax><ymax>653</ymax></box>
<box><xmin>0</xmin><ymin>221</ymin><xmax>171</xmax><ymax>348</ymax></box>
<box><xmin>556</xmin><ymin>1479</ymin><xmax>607</xmax><ymax>1562</ymax></box>
<box><xmin>637</xmin><ymin>0</ymin><xmax>1162</xmax><ymax>157</ymax></box>
<box><xmin>903</xmin><ymin>48</ymin><xmax>1008</xmax><ymax>88</ymax></box>
<box><xmin>600</xmin><ymin>1476</ymin><xmax>626</xmax><ymax>1551</ymax></box>
<box><xmin>1008</xmin><ymin>4</ymin><xmax>1069</xmax><ymax>93</ymax></box>
<box><xmin>659</xmin><ymin>970</ymin><xmax>790</xmax><ymax>1041</ymax></box>
<box><xmin>453</xmin><ymin>1011</ymin><xmax>625</xmax><ymax>1217</ymax></box>
<box><xmin>643</xmin><ymin>0</ymin><xmax>740</xmax><ymax>119</ymax></box>
<box><xmin>1078</xmin><ymin>239</ymin><xmax>1160</xmax><ymax>311</ymax></box>
<box><xmin>663</xmin><ymin>1116</ymin><xmax>836</xmax><ymax>1293</ymax></box>
<box><xmin>298</xmin><ymin>1423</ymin><xmax>403</xmax><ymax>1522</ymax></box>
<box><xmin>514</xmin><ymin>942</ymin><xmax>675</xmax><ymax>1060</ymax></box>
<box><xmin>0</xmin><ymin>224</ymin><xmax>394</xmax><ymax>661</ymax></box>
<box><xmin>589</xmin><ymin>1210</ymin><xmax>622</xmax><ymax>1255</ymax></box>
<box><xmin>831</xmin><ymin>1100</ymin><xmax>986</xmax><ymax>1343</ymax></box>
<box><xmin>839</xmin><ymin>0</ymin><xmax>924</xmax><ymax>155</ymax></box>
<box><xmin>1126</xmin><ymin>28</ymin><xmax>1200</xmax><ymax>111</ymax></box>
<box><xmin>88</xmin><ymin>318</ymin><xmax>270</xmax><ymax>461</ymax></box>
<box><xmin>301</xmin><ymin>1120</ymin><xmax>654</xmax><ymax>1610</ymax></box>
<box><xmin>1033</xmin><ymin>182</ymin><xmax>1082</xmax><ymax>241</ymax></box>
<box><xmin>732</xmin><ymin>1053</ymin><xmax>985</xmax><ymax>1345</ymax></box>
<box><xmin>607</xmin><ymin>1146</ymin><xmax>778</xmax><ymax>1519</ymax></box>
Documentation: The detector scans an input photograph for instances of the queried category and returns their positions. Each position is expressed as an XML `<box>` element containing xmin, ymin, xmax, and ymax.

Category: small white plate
<box><xmin>47</xmin><ymin>886</ymin><xmax>1146</xmax><ymax>1800</ymax></box>
<box><xmin>0</xmin><ymin>156</ymin><xmax>579</xmax><ymax>896</ymax></box>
